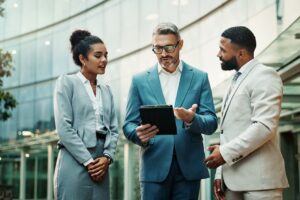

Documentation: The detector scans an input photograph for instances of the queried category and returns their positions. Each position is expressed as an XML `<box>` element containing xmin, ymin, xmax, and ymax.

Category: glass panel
<box><xmin>54</xmin><ymin>0</ymin><xmax>70</xmax><ymax>22</ymax></box>
<box><xmin>34</xmin><ymin>98</ymin><xmax>53</xmax><ymax>133</ymax></box>
<box><xmin>52</xmin><ymin>24</ymin><xmax>70</xmax><ymax>76</ymax></box>
<box><xmin>178</xmin><ymin>0</ymin><xmax>200</xmax><ymax>27</ymax></box>
<box><xmin>2</xmin><ymin>0</ymin><xmax>21</xmax><ymax>38</ymax></box>
<box><xmin>139</xmin><ymin>0</ymin><xmax>159</xmax><ymax>47</ymax></box>
<box><xmin>37</xmin><ymin>0</ymin><xmax>54</xmax><ymax>28</ymax></box>
<box><xmin>159</xmin><ymin>0</ymin><xmax>179</xmax><ymax>25</ymax></box>
<box><xmin>102</xmin><ymin>2</ymin><xmax>121</xmax><ymax>60</ymax></box>
<box><xmin>19</xmin><ymin>36</ymin><xmax>37</xmax><ymax>84</ymax></box>
<box><xmin>70</xmin><ymin>0</ymin><xmax>87</xmax><ymax>15</ymax></box>
<box><xmin>36</xmin><ymin>31</ymin><xmax>53</xmax><ymax>81</ymax></box>
<box><xmin>20</xmin><ymin>0</ymin><xmax>38</xmax><ymax>34</ymax></box>
<box><xmin>120</xmin><ymin>0</ymin><xmax>139</xmax><ymax>53</ymax></box>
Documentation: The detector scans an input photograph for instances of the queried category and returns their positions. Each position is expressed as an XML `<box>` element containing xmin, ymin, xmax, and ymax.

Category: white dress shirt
<box><xmin>76</xmin><ymin>72</ymin><xmax>105</xmax><ymax>166</ymax></box>
<box><xmin>76</xmin><ymin>72</ymin><xmax>105</xmax><ymax>131</ymax></box>
<box><xmin>158</xmin><ymin>61</ymin><xmax>183</xmax><ymax>106</ymax></box>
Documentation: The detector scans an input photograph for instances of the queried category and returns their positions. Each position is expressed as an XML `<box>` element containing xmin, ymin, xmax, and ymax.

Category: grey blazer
<box><xmin>215</xmin><ymin>59</ymin><xmax>288</xmax><ymax>191</ymax></box>
<box><xmin>53</xmin><ymin>74</ymin><xmax>118</xmax><ymax>199</ymax></box>
<box><xmin>54</xmin><ymin>74</ymin><xmax>118</xmax><ymax>163</ymax></box>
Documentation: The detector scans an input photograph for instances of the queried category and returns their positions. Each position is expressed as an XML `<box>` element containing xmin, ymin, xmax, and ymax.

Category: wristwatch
<box><xmin>103</xmin><ymin>154</ymin><xmax>112</xmax><ymax>164</ymax></box>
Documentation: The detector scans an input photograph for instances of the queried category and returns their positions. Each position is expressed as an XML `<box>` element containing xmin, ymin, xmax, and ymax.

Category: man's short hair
<box><xmin>152</xmin><ymin>22</ymin><xmax>181</xmax><ymax>40</ymax></box>
<box><xmin>221</xmin><ymin>26</ymin><xmax>256</xmax><ymax>53</ymax></box>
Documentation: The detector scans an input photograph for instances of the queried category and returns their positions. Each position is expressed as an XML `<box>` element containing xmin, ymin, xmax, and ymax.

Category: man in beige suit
<box><xmin>205</xmin><ymin>26</ymin><xmax>288</xmax><ymax>200</ymax></box>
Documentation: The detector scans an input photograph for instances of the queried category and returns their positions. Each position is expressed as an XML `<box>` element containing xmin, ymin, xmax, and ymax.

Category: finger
<box><xmin>173</xmin><ymin>108</ymin><xmax>186</xmax><ymax>119</ymax></box>
<box><xmin>204</xmin><ymin>155</ymin><xmax>213</xmax><ymax>163</ymax></box>
<box><xmin>88</xmin><ymin>161</ymin><xmax>103</xmax><ymax>170</ymax></box>
<box><xmin>205</xmin><ymin>157</ymin><xmax>215</xmax><ymax>168</ymax></box>
<box><xmin>92</xmin><ymin>174</ymin><xmax>103</xmax><ymax>182</ymax></box>
<box><xmin>92</xmin><ymin>169</ymin><xmax>106</xmax><ymax>178</ymax></box>
<box><xmin>214</xmin><ymin>180</ymin><xmax>222</xmax><ymax>200</ymax></box>
<box><xmin>136</xmin><ymin>125</ymin><xmax>157</xmax><ymax>137</ymax></box>
<box><xmin>216</xmin><ymin>179</ymin><xmax>222</xmax><ymax>193</ymax></box>
<box><xmin>144</xmin><ymin>125</ymin><xmax>158</xmax><ymax>133</ymax></box>
<box><xmin>214</xmin><ymin>185</ymin><xmax>220</xmax><ymax>200</ymax></box>
<box><xmin>88</xmin><ymin>167</ymin><xmax>101</xmax><ymax>175</ymax></box>
<box><xmin>90</xmin><ymin>170</ymin><xmax>102</xmax><ymax>177</ymax></box>
<box><xmin>206</xmin><ymin>161</ymin><xmax>214</xmax><ymax>168</ymax></box>
<box><xmin>136</xmin><ymin>124</ymin><xmax>151</xmax><ymax>131</ymax></box>
<box><xmin>190</xmin><ymin>104</ymin><xmax>198</xmax><ymax>112</ymax></box>
<box><xmin>90</xmin><ymin>166</ymin><xmax>107</xmax><ymax>177</ymax></box>
<box><xmin>207</xmin><ymin>145</ymin><xmax>216</xmax><ymax>151</ymax></box>
<box><xmin>139</xmin><ymin>128</ymin><xmax>159</xmax><ymax>142</ymax></box>
<box><xmin>88</xmin><ymin>162</ymin><xmax>106</xmax><ymax>172</ymax></box>
<box><xmin>175</xmin><ymin>107</ymin><xmax>184</xmax><ymax>113</ymax></box>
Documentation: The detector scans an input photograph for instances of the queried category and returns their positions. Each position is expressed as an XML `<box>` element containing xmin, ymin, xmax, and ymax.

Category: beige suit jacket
<box><xmin>215</xmin><ymin>59</ymin><xmax>289</xmax><ymax>191</ymax></box>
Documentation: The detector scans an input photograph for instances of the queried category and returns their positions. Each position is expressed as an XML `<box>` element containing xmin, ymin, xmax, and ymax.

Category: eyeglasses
<box><xmin>152</xmin><ymin>41</ymin><xmax>180</xmax><ymax>54</ymax></box>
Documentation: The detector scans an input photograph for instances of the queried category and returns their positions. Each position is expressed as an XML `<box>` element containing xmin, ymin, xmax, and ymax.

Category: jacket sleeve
<box><xmin>103</xmin><ymin>85</ymin><xmax>119</xmax><ymax>160</ymax></box>
<box><xmin>220</xmin><ymin>69</ymin><xmax>283</xmax><ymax>166</ymax></box>
<box><xmin>186</xmin><ymin>72</ymin><xmax>218</xmax><ymax>135</ymax></box>
<box><xmin>122</xmin><ymin>77</ymin><xmax>147</xmax><ymax>146</ymax></box>
<box><xmin>54</xmin><ymin>75</ymin><xmax>93</xmax><ymax>164</ymax></box>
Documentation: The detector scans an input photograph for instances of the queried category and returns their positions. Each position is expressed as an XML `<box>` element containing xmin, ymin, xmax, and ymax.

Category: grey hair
<box><xmin>152</xmin><ymin>22</ymin><xmax>181</xmax><ymax>40</ymax></box>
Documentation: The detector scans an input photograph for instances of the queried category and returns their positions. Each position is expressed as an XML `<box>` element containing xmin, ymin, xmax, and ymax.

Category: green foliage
<box><xmin>0</xmin><ymin>2</ymin><xmax>17</xmax><ymax>121</ymax></box>
<box><xmin>0</xmin><ymin>0</ymin><xmax>4</xmax><ymax>17</ymax></box>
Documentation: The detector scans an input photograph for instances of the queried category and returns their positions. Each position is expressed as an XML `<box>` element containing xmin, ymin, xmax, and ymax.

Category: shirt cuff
<box><xmin>184</xmin><ymin>115</ymin><xmax>195</xmax><ymax>127</ymax></box>
<box><xmin>185</xmin><ymin>121</ymin><xmax>193</xmax><ymax>127</ymax></box>
<box><xmin>83</xmin><ymin>158</ymin><xmax>94</xmax><ymax>167</ymax></box>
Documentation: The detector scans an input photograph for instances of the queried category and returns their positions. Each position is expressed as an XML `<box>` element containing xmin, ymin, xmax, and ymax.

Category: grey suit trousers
<box><xmin>54</xmin><ymin>138</ymin><xmax>109</xmax><ymax>200</ymax></box>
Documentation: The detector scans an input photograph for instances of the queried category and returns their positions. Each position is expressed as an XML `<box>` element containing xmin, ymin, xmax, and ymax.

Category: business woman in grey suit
<box><xmin>205</xmin><ymin>26</ymin><xmax>288</xmax><ymax>200</ymax></box>
<box><xmin>53</xmin><ymin>30</ymin><xmax>118</xmax><ymax>200</ymax></box>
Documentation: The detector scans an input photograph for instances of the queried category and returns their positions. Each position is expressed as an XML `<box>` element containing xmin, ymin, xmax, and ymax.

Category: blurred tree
<box><xmin>0</xmin><ymin>0</ymin><xmax>4</xmax><ymax>17</ymax></box>
<box><xmin>0</xmin><ymin>0</ymin><xmax>17</xmax><ymax>121</ymax></box>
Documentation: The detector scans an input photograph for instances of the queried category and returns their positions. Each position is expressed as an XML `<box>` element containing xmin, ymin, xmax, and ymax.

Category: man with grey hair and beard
<box><xmin>123</xmin><ymin>22</ymin><xmax>217</xmax><ymax>199</ymax></box>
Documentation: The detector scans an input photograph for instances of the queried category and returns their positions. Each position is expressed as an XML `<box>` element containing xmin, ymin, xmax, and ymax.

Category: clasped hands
<box><xmin>87</xmin><ymin>156</ymin><xmax>110</xmax><ymax>182</ymax></box>
<box><xmin>136</xmin><ymin>104</ymin><xmax>198</xmax><ymax>144</ymax></box>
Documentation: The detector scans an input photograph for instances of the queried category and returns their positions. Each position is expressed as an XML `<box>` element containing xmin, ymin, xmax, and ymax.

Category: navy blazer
<box><xmin>123</xmin><ymin>61</ymin><xmax>217</xmax><ymax>182</ymax></box>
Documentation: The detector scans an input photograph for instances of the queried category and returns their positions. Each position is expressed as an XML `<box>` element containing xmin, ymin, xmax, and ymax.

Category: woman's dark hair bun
<box><xmin>70</xmin><ymin>30</ymin><xmax>91</xmax><ymax>52</ymax></box>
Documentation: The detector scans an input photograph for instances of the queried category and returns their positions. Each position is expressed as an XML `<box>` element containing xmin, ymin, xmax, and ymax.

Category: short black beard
<box><xmin>221</xmin><ymin>56</ymin><xmax>238</xmax><ymax>71</ymax></box>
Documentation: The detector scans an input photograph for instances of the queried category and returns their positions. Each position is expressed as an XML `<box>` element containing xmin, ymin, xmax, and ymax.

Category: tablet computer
<box><xmin>139</xmin><ymin>105</ymin><xmax>177</xmax><ymax>135</ymax></box>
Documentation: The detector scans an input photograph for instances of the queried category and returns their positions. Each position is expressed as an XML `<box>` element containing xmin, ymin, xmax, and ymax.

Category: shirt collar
<box><xmin>76</xmin><ymin>71</ymin><xmax>100</xmax><ymax>86</ymax></box>
<box><xmin>237</xmin><ymin>58</ymin><xmax>256</xmax><ymax>74</ymax></box>
<box><xmin>158</xmin><ymin>60</ymin><xmax>183</xmax><ymax>75</ymax></box>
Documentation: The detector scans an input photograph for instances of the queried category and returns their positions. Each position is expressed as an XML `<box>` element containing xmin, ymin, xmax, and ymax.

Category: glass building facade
<box><xmin>0</xmin><ymin>0</ymin><xmax>299</xmax><ymax>199</ymax></box>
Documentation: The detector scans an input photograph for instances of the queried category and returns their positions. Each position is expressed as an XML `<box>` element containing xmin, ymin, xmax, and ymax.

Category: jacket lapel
<box><xmin>175</xmin><ymin>62</ymin><xmax>194</xmax><ymax>107</ymax></box>
<box><xmin>99</xmin><ymin>84</ymin><xmax>110</xmax><ymax>127</ymax></box>
<box><xmin>147</xmin><ymin>65</ymin><xmax>166</xmax><ymax>104</ymax></box>
<box><xmin>75</xmin><ymin>74</ymin><xmax>95</xmax><ymax>109</ymax></box>
<box><xmin>221</xmin><ymin>60</ymin><xmax>259</xmax><ymax>126</ymax></box>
